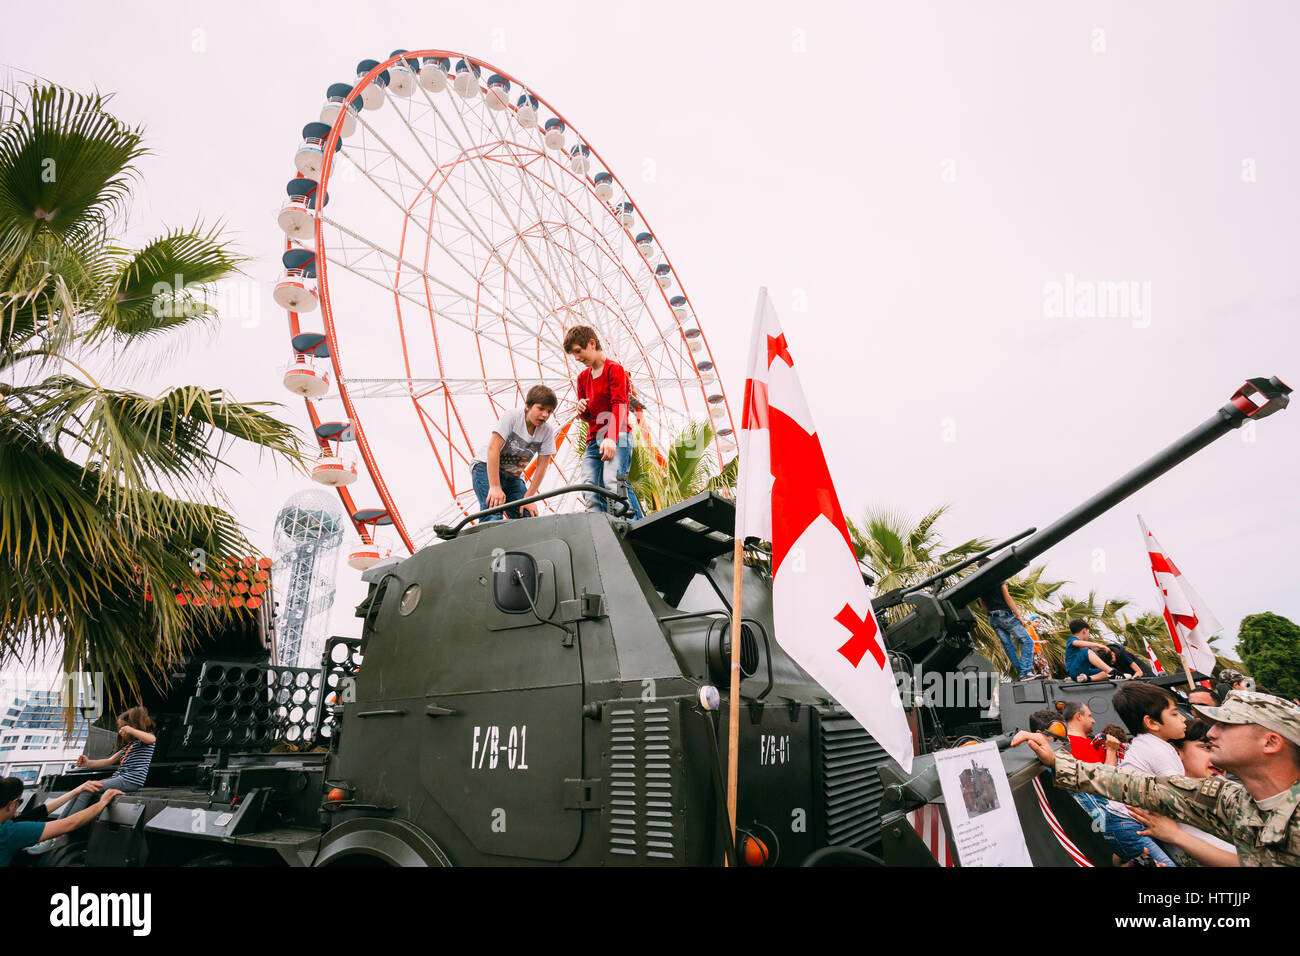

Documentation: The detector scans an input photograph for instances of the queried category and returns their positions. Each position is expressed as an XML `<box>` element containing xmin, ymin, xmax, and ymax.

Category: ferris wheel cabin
<box><xmin>278</xmin><ymin>178</ymin><xmax>329</xmax><ymax>241</ymax></box>
<box><xmin>283</xmin><ymin>332</ymin><xmax>331</xmax><ymax>399</ymax></box>
<box><xmin>319</xmin><ymin>82</ymin><xmax>362</xmax><ymax>137</ymax></box>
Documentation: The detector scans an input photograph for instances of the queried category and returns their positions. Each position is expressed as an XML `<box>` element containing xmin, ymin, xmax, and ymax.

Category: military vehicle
<box><xmin>17</xmin><ymin>375</ymin><xmax>1288</xmax><ymax>867</ymax></box>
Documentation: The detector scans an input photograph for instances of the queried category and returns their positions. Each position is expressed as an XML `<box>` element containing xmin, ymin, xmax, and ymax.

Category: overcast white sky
<box><xmin>4</xmin><ymin>0</ymin><xmax>1297</xmax><ymax>657</ymax></box>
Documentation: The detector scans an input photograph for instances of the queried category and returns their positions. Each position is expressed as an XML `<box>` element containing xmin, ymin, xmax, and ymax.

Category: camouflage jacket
<box><xmin>1052</xmin><ymin>752</ymin><xmax>1300</xmax><ymax>867</ymax></box>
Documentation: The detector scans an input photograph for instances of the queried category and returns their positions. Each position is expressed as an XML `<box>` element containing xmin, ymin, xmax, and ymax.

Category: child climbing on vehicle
<box><xmin>564</xmin><ymin>325</ymin><xmax>644</xmax><ymax>519</ymax></box>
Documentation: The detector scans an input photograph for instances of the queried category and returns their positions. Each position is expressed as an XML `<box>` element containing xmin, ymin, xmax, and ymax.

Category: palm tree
<box><xmin>847</xmin><ymin>505</ymin><xmax>991</xmax><ymax>599</ymax></box>
<box><xmin>627</xmin><ymin>418</ymin><xmax>736</xmax><ymax>514</ymax></box>
<box><xmin>848</xmin><ymin>506</ymin><xmax>1129</xmax><ymax>677</ymax></box>
<box><xmin>1</xmin><ymin>84</ymin><xmax>306</xmax><ymax>710</ymax></box>
<box><xmin>1116</xmin><ymin>611</ymin><xmax>1179</xmax><ymax>674</ymax></box>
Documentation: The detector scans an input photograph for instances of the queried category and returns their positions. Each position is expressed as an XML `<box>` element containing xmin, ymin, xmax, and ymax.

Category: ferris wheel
<box><xmin>275</xmin><ymin>50</ymin><xmax>735</xmax><ymax>570</ymax></box>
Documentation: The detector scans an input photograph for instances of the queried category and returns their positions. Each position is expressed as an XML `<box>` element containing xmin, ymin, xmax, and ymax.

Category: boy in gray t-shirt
<box><xmin>470</xmin><ymin>385</ymin><xmax>559</xmax><ymax>521</ymax></box>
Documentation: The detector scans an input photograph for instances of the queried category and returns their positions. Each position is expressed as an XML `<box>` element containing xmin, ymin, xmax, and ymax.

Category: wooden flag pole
<box><xmin>1162</xmin><ymin>619</ymin><xmax>1198</xmax><ymax>692</ymax></box>
<box><xmin>725</xmin><ymin>533</ymin><xmax>744</xmax><ymax>867</ymax></box>
<box><xmin>1179</xmin><ymin>646</ymin><xmax>1197</xmax><ymax>692</ymax></box>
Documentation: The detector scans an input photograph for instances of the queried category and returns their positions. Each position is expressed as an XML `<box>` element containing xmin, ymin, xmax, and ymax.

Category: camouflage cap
<box><xmin>1194</xmin><ymin>689</ymin><xmax>1300</xmax><ymax>747</ymax></box>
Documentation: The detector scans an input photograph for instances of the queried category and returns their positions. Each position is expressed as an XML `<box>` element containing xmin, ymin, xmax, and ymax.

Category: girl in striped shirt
<box><xmin>28</xmin><ymin>707</ymin><xmax>157</xmax><ymax>852</ymax></box>
<box><xmin>78</xmin><ymin>706</ymin><xmax>157</xmax><ymax>789</ymax></box>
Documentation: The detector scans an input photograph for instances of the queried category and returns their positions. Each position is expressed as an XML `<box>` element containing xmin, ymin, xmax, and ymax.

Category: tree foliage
<box><xmin>1</xmin><ymin>83</ymin><xmax>307</xmax><ymax>712</ymax></box>
<box><xmin>1236</xmin><ymin>612</ymin><xmax>1300</xmax><ymax>700</ymax></box>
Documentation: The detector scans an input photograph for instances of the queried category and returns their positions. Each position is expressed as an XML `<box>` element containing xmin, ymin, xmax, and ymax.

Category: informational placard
<box><xmin>933</xmin><ymin>741</ymin><xmax>1032</xmax><ymax>867</ymax></box>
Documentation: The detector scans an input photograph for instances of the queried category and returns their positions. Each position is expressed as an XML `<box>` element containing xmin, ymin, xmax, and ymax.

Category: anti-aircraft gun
<box><xmin>874</xmin><ymin>375</ymin><xmax>1290</xmax><ymax>865</ymax></box>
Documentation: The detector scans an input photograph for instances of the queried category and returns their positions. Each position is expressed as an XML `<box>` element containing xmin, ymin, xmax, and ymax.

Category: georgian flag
<box><xmin>737</xmin><ymin>289</ymin><xmax>913</xmax><ymax>771</ymax></box>
<box><xmin>1138</xmin><ymin>515</ymin><xmax>1219</xmax><ymax>677</ymax></box>
<box><xmin>1142</xmin><ymin>635</ymin><xmax>1166</xmax><ymax>674</ymax></box>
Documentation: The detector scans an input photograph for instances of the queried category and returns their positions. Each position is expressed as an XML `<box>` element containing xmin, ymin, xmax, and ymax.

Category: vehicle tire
<box><xmin>800</xmin><ymin>845</ymin><xmax>886</xmax><ymax>866</ymax></box>
<box><xmin>183</xmin><ymin>852</ymin><xmax>238</xmax><ymax>867</ymax></box>
<box><xmin>35</xmin><ymin>842</ymin><xmax>87</xmax><ymax>868</ymax></box>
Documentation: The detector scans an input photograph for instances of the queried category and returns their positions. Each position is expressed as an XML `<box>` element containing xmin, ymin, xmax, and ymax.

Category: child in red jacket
<box><xmin>564</xmin><ymin>325</ymin><xmax>643</xmax><ymax>518</ymax></box>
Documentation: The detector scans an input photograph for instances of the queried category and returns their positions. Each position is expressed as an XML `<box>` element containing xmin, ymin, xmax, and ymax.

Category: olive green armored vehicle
<box><xmin>19</xmin><ymin>376</ymin><xmax>1288</xmax><ymax>866</ymax></box>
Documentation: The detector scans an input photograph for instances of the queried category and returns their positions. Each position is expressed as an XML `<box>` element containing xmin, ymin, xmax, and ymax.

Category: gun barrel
<box><xmin>942</xmin><ymin>376</ymin><xmax>1289</xmax><ymax>607</ymax></box>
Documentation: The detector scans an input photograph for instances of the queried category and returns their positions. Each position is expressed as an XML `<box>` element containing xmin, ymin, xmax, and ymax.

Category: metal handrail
<box><xmin>434</xmin><ymin>482</ymin><xmax>630</xmax><ymax>539</ymax></box>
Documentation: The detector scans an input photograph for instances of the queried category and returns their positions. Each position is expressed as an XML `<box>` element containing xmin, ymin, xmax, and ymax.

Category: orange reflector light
<box><xmin>327</xmin><ymin>788</ymin><xmax>347</xmax><ymax>803</ymax></box>
<box><xmin>741</xmin><ymin>835</ymin><xmax>769</xmax><ymax>867</ymax></box>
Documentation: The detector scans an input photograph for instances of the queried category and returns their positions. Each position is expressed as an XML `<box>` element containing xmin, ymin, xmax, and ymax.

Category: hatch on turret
<box><xmin>626</xmin><ymin>492</ymin><xmax>735</xmax><ymax>605</ymax></box>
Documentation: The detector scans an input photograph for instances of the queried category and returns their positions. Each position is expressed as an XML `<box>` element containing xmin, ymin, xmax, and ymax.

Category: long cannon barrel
<box><xmin>941</xmin><ymin>376</ymin><xmax>1290</xmax><ymax>607</ymax></box>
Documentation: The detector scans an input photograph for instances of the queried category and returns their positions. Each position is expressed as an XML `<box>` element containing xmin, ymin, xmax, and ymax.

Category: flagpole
<box><xmin>725</xmin><ymin>533</ymin><xmax>743</xmax><ymax>866</ymax></box>
<box><xmin>1165</xmin><ymin>627</ymin><xmax>1197</xmax><ymax>691</ymax></box>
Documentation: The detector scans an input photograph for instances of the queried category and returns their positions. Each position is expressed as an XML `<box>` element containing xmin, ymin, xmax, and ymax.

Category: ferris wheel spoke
<box><xmin>318</xmin><ymin>211</ymin><xmax>571</xmax><ymax>378</ymax></box>
<box><xmin>438</xmin><ymin>103</ymin><xmax>630</xmax><ymax>365</ymax></box>
<box><xmin>315</xmin><ymin>222</ymin><xmax>573</xmax><ymax>384</ymax></box>
<box><xmin>487</xmin><ymin>116</ymin><xmax>621</xmax><ymax>337</ymax></box>
<box><xmin>417</xmin><ymin>86</ymin><xmax>651</xmax><ymax>393</ymax></box>
<box><xmin>342</xmin><ymin>114</ymin><xmax>564</xmax><ymax>334</ymax></box>
<box><xmin>506</xmin><ymin>152</ymin><xmax>686</xmax><ymax>421</ymax></box>
<box><xmin>336</xmin><ymin>143</ymin><xmax>561</xmax><ymax>340</ymax></box>
<box><xmin>410</xmin><ymin>83</ymin><xmax>581</xmax><ymax>317</ymax></box>
<box><xmin>480</xmin><ymin>106</ymin><xmax>658</xmax><ymax>370</ymax></box>
<box><xmin>358</xmin><ymin>102</ymin><xmax>569</xmax><ymax>330</ymax></box>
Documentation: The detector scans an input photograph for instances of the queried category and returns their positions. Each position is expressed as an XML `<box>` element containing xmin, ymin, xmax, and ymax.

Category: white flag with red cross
<box><xmin>737</xmin><ymin>289</ymin><xmax>913</xmax><ymax>771</ymax></box>
<box><xmin>1138</xmin><ymin>515</ymin><xmax>1219</xmax><ymax>677</ymax></box>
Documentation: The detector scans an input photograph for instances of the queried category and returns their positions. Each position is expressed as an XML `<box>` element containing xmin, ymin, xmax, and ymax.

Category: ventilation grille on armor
<box><xmin>818</xmin><ymin>710</ymin><xmax>891</xmax><ymax>849</ymax></box>
<box><xmin>606</xmin><ymin>703</ymin><xmax>680</xmax><ymax>863</ymax></box>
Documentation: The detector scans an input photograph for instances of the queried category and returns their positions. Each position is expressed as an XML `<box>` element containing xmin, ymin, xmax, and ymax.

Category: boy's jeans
<box><xmin>581</xmin><ymin>438</ymin><xmax>643</xmax><ymax>519</ymax></box>
<box><xmin>989</xmin><ymin>609</ymin><xmax>1033</xmax><ymax>678</ymax></box>
<box><xmin>1074</xmin><ymin>793</ymin><xmax>1178</xmax><ymax>866</ymax></box>
<box><xmin>470</xmin><ymin>462</ymin><xmax>528</xmax><ymax>521</ymax></box>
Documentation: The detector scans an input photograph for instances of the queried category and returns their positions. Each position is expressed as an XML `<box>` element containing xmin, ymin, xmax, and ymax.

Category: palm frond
<box><xmin>91</xmin><ymin>223</ymin><xmax>248</xmax><ymax>342</ymax></box>
<box><xmin>0</xmin><ymin>84</ymin><xmax>144</xmax><ymax>250</ymax></box>
<box><xmin>37</xmin><ymin>382</ymin><xmax>306</xmax><ymax>508</ymax></box>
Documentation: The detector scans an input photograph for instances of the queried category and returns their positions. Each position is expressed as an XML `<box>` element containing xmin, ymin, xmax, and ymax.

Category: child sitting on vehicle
<box><xmin>1065</xmin><ymin>620</ymin><xmax>1115</xmax><ymax>682</ymax></box>
<box><xmin>27</xmin><ymin>706</ymin><xmax>156</xmax><ymax>855</ymax></box>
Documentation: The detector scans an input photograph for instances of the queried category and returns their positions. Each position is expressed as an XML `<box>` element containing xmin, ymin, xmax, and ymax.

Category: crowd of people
<box><xmin>1015</xmin><ymin>676</ymin><xmax>1300</xmax><ymax>867</ymax></box>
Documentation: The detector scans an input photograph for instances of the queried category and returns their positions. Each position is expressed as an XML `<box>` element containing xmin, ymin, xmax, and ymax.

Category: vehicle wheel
<box><xmin>35</xmin><ymin>842</ymin><xmax>87</xmax><ymax>868</ymax></box>
<box><xmin>183</xmin><ymin>852</ymin><xmax>238</xmax><ymax>867</ymax></box>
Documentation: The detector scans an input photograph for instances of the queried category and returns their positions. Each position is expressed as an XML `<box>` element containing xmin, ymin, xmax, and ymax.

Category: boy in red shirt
<box><xmin>564</xmin><ymin>325</ymin><xmax>644</xmax><ymax>519</ymax></box>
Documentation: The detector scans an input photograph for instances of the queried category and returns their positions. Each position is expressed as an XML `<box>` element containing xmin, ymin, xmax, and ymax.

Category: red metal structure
<box><xmin>279</xmin><ymin>51</ymin><xmax>734</xmax><ymax>564</ymax></box>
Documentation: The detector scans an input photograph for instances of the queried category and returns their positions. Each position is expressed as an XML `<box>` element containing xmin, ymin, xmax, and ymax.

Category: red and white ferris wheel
<box><xmin>275</xmin><ymin>50</ymin><xmax>735</xmax><ymax>569</ymax></box>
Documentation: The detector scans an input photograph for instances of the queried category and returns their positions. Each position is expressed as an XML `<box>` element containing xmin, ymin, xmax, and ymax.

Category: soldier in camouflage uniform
<box><xmin>1012</xmin><ymin>689</ymin><xmax>1300</xmax><ymax>867</ymax></box>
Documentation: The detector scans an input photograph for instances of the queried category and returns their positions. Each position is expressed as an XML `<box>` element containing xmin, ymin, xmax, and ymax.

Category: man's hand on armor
<box><xmin>1010</xmin><ymin>730</ymin><xmax>1057</xmax><ymax>767</ymax></box>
